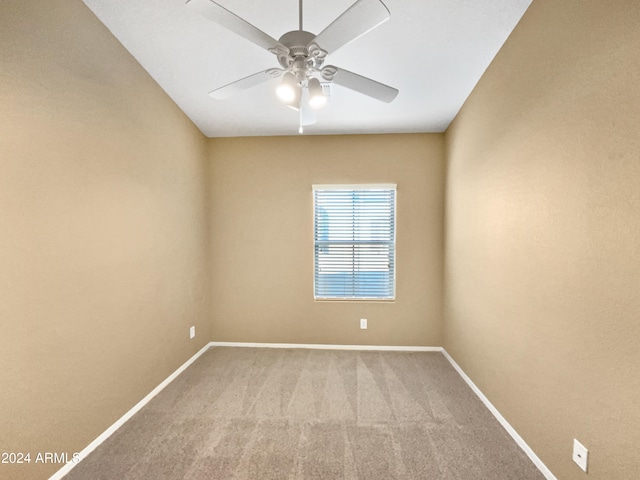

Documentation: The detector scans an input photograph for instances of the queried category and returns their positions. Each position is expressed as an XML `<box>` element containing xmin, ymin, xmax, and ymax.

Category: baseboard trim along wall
<box><xmin>50</xmin><ymin>342</ymin><xmax>555</xmax><ymax>480</ymax></box>
<box><xmin>209</xmin><ymin>341</ymin><xmax>443</xmax><ymax>351</ymax></box>
<box><xmin>48</xmin><ymin>343</ymin><xmax>213</xmax><ymax>480</ymax></box>
<box><xmin>441</xmin><ymin>349</ymin><xmax>558</xmax><ymax>480</ymax></box>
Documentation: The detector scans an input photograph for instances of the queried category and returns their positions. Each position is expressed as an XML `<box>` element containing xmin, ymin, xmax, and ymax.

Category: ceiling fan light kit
<box><xmin>187</xmin><ymin>0</ymin><xmax>399</xmax><ymax>133</ymax></box>
<box><xmin>308</xmin><ymin>78</ymin><xmax>327</xmax><ymax>108</ymax></box>
<box><xmin>275</xmin><ymin>72</ymin><xmax>299</xmax><ymax>103</ymax></box>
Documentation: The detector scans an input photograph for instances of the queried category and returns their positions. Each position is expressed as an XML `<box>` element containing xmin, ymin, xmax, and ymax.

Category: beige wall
<box><xmin>0</xmin><ymin>1</ymin><xmax>210</xmax><ymax>479</ymax></box>
<box><xmin>208</xmin><ymin>134</ymin><xmax>445</xmax><ymax>346</ymax></box>
<box><xmin>444</xmin><ymin>1</ymin><xmax>640</xmax><ymax>479</ymax></box>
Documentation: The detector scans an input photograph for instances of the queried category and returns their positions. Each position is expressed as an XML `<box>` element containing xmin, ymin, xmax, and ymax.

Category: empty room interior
<box><xmin>1</xmin><ymin>0</ymin><xmax>639</xmax><ymax>479</ymax></box>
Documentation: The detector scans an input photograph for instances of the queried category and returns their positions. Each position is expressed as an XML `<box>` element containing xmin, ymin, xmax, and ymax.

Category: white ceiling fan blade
<box><xmin>187</xmin><ymin>0</ymin><xmax>287</xmax><ymax>54</ymax></box>
<box><xmin>308</xmin><ymin>0</ymin><xmax>390</xmax><ymax>55</ymax></box>
<box><xmin>300</xmin><ymin>88</ymin><xmax>317</xmax><ymax>126</ymax></box>
<box><xmin>209</xmin><ymin>69</ymin><xmax>283</xmax><ymax>99</ymax></box>
<box><xmin>329</xmin><ymin>67</ymin><xmax>398</xmax><ymax>103</ymax></box>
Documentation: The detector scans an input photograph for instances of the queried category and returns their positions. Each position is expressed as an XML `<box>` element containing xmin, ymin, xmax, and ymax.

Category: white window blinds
<box><xmin>313</xmin><ymin>184</ymin><xmax>396</xmax><ymax>300</ymax></box>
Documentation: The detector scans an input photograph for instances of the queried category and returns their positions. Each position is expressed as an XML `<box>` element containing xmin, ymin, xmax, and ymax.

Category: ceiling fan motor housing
<box><xmin>276</xmin><ymin>30</ymin><xmax>325</xmax><ymax>73</ymax></box>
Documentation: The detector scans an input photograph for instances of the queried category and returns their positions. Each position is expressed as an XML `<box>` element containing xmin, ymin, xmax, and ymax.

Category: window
<box><xmin>313</xmin><ymin>184</ymin><xmax>396</xmax><ymax>300</ymax></box>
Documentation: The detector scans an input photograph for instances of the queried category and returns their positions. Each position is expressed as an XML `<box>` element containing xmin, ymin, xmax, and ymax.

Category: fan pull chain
<box><xmin>299</xmin><ymin>109</ymin><xmax>304</xmax><ymax>134</ymax></box>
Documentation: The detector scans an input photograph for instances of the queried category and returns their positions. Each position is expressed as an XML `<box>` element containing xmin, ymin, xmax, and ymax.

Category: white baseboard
<box><xmin>209</xmin><ymin>341</ymin><xmax>443</xmax><ymax>352</ymax></box>
<box><xmin>441</xmin><ymin>349</ymin><xmax>557</xmax><ymax>480</ymax></box>
<box><xmin>48</xmin><ymin>343</ymin><xmax>213</xmax><ymax>480</ymax></box>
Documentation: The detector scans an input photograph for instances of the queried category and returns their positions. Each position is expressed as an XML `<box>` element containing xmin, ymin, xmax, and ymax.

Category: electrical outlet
<box><xmin>360</xmin><ymin>318</ymin><xmax>367</xmax><ymax>329</ymax></box>
<box><xmin>189</xmin><ymin>326</ymin><xmax>195</xmax><ymax>339</ymax></box>
<box><xmin>572</xmin><ymin>439</ymin><xmax>588</xmax><ymax>472</ymax></box>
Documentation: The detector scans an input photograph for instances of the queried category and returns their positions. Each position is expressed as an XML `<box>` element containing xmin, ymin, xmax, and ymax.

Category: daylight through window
<box><xmin>313</xmin><ymin>184</ymin><xmax>396</xmax><ymax>300</ymax></box>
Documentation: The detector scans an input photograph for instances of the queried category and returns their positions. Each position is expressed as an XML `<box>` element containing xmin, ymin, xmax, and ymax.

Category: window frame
<box><xmin>312</xmin><ymin>184</ymin><xmax>397</xmax><ymax>302</ymax></box>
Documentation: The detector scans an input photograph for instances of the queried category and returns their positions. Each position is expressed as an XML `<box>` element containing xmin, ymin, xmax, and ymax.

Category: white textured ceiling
<box><xmin>82</xmin><ymin>0</ymin><xmax>532</xmax><ymax>137</ymax></box>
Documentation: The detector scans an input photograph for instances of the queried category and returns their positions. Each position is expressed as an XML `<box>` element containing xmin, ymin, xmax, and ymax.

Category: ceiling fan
<box><xmin>186</xmin><ymin>0</ymin><xmax>399</xmax><ymax>132</ymax></box>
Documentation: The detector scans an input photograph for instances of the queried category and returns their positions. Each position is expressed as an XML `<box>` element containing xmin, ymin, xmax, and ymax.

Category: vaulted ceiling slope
<box><xmin>83</xmin><ymin>0</ymin><xmax>532</xmax><ymax>137</ymax></box>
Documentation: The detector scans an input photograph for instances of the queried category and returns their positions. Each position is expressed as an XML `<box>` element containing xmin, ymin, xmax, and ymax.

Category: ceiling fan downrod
<box><xmin>299</xmin><ymin>0</ymin><xmax>303</xmax><ymax>31</ymax></box>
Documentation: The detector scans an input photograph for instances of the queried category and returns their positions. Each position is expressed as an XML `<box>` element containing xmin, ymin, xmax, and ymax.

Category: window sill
<box><xmin>314</xmin><ymin>298</ymin><xmax>396</xmax><ymax>303</ymax></box>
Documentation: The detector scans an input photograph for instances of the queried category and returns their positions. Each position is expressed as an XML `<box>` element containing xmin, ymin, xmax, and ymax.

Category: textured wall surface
<box><xmin>444</xmin><ymin>0</ymin><xmax>640</xmax><ymax>478</ymax></box>
<box><xmin>0</xmin><ymin>1</ymin><xmax>211</xmax><ymax>479</ymax></box>
<box><xmin>208</xmin><ymin>134</ymin><xmax>445</xmax><ymax>346</ymax></box>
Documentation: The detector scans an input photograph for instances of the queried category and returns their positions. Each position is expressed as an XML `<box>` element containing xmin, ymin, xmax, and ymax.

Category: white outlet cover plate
<box><xmin>190</xmin><ymin>326</ymin><xmax>195</xmax><ymax>339</ymax></box>
<box><xmin>572</xmin><ymin>438</ymin><xmax>588</xmax><ymax>472</ymax></box>
<box><xmin>360</xmin><ymin>319</ymin><xmax>367</xmax><ymax>329</ymax></box>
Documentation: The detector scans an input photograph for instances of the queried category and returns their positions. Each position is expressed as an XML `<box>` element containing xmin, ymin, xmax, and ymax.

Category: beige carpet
<box><xmin>64</xmin><ymin>347</ymin><xmax>545</xmax><ymax>479</ymax></box>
